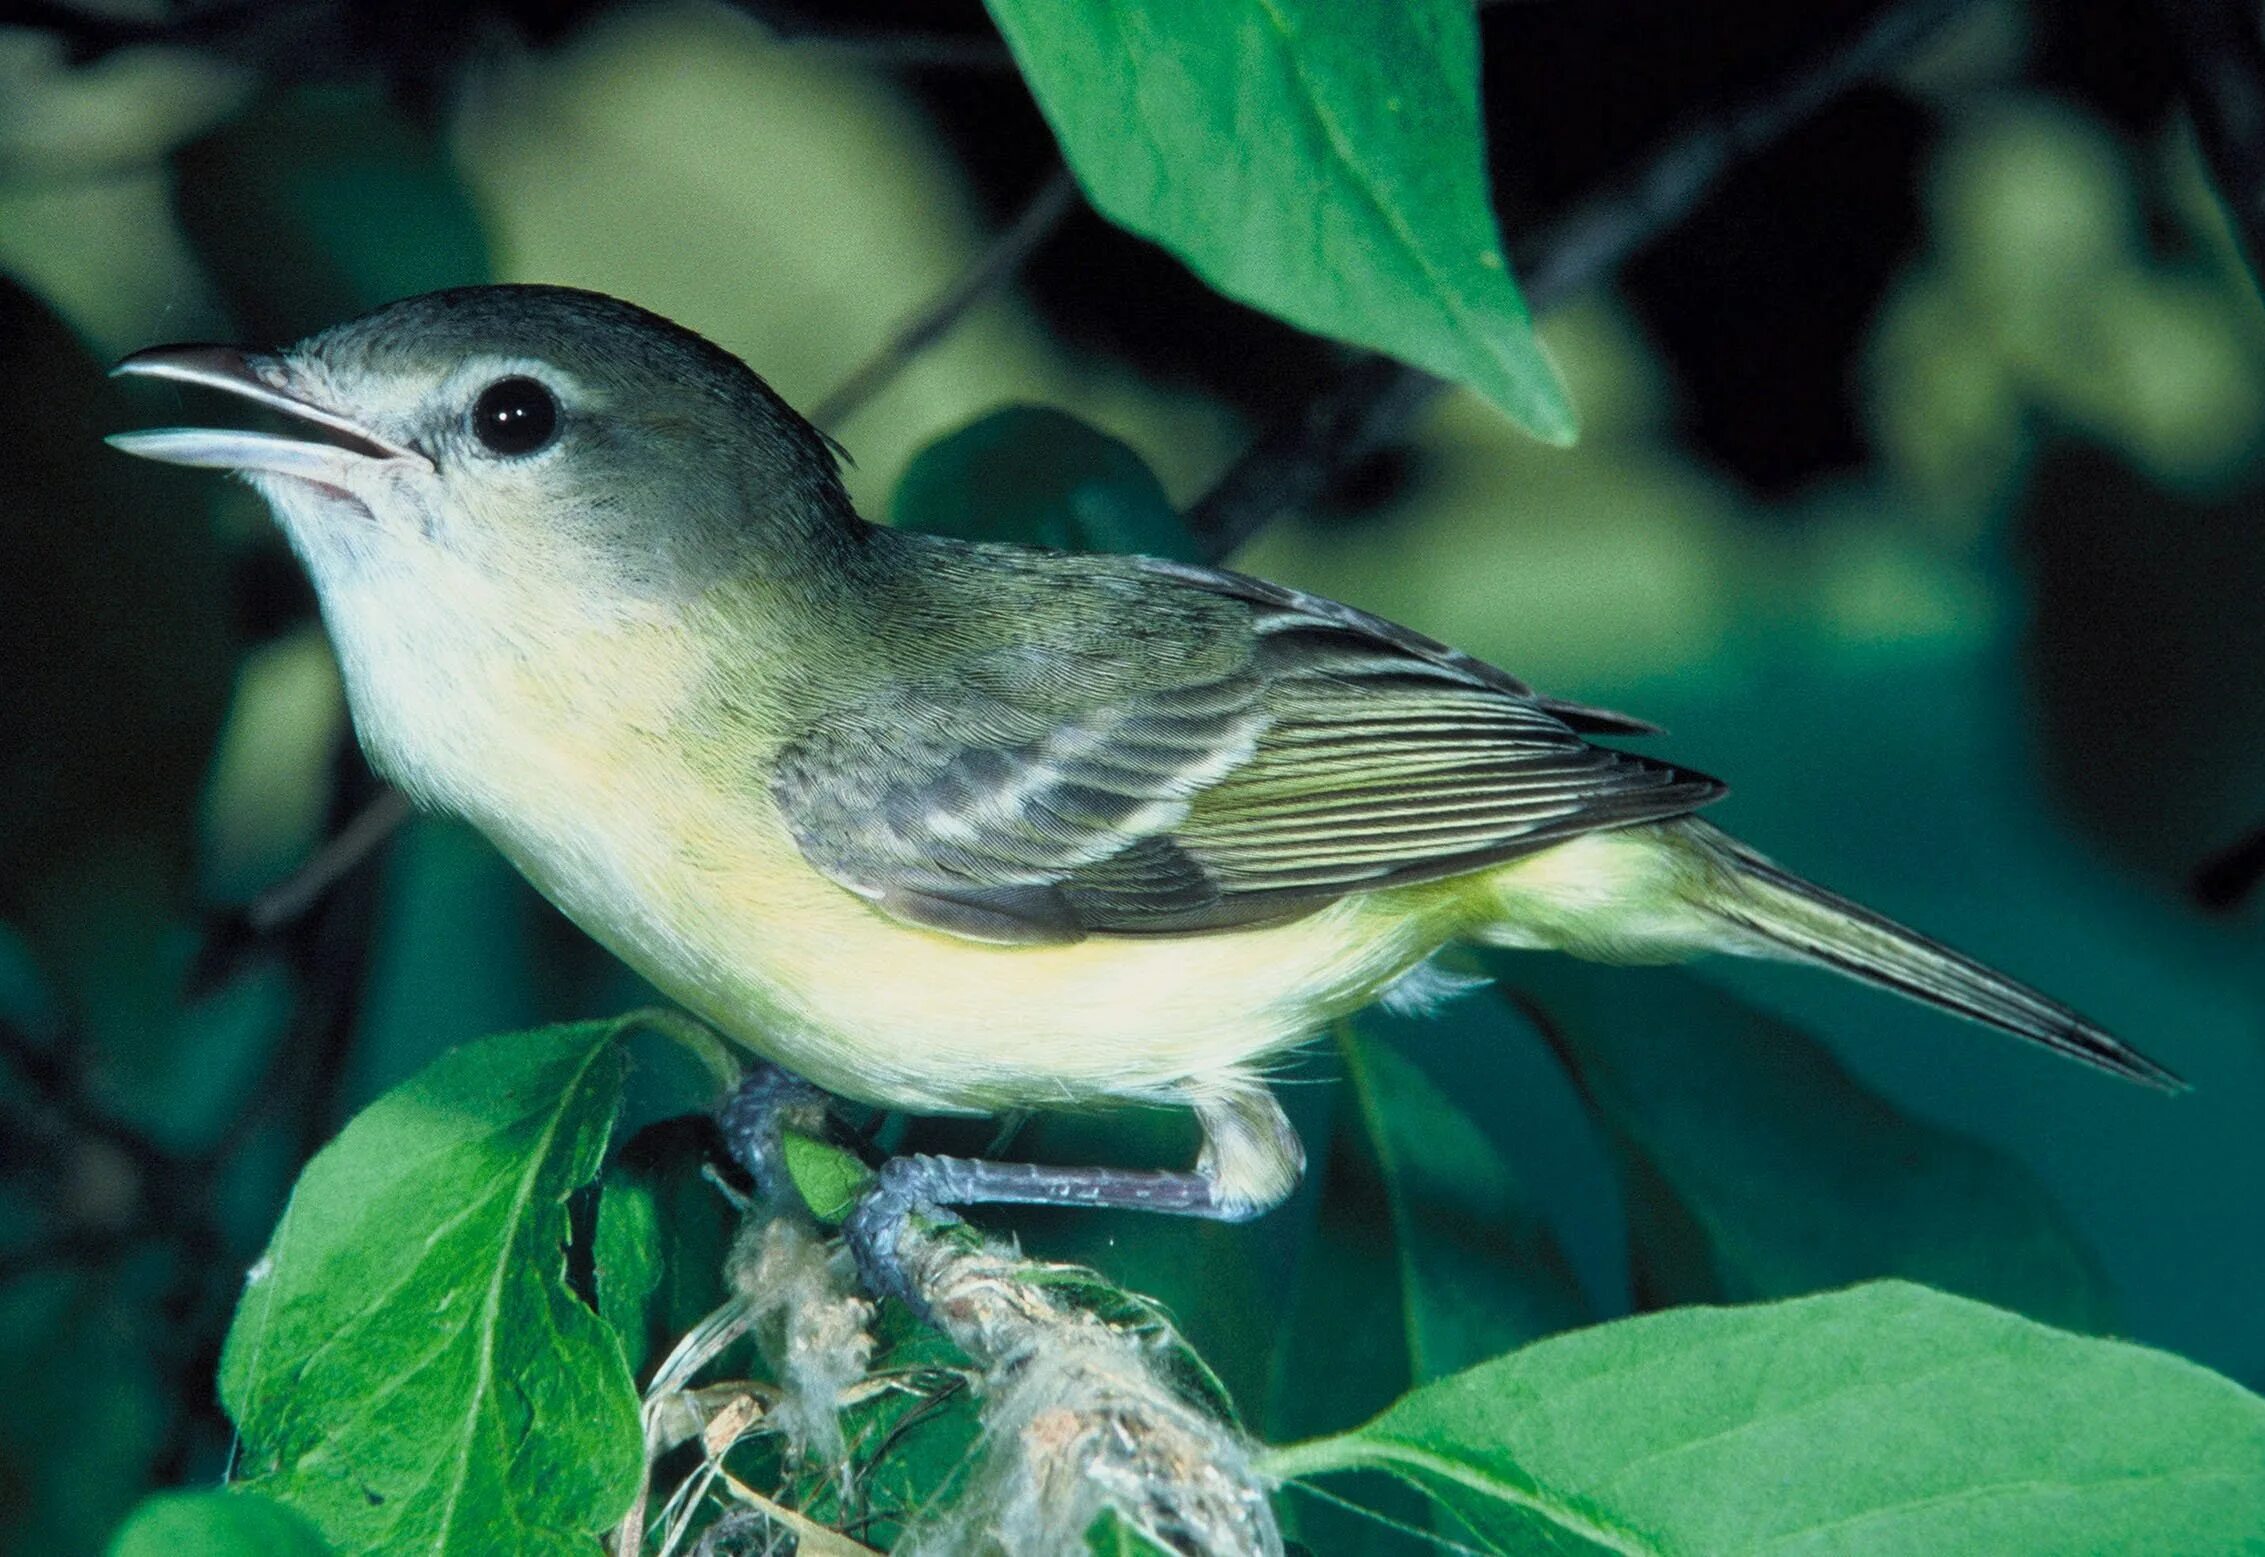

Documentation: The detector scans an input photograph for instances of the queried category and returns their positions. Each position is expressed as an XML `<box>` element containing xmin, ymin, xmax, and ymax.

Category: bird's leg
<box><xmin>717</xmin><ymin>1062</ymin><xmax>831</xmax><ymax>1207</ymax></box>
<box><xmin>845</xmin><ymin>1088</ymin><xmax>1304</xmax><ymax>1309</ymax></box>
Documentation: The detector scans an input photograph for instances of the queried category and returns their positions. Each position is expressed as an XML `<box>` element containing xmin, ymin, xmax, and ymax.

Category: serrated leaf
<box><xmin>220</xmin><ymin>1021</ymin><xmax>648</xmax><ymax>1554</ymax></box>
<box><xmin>1495</xmin><ymin>959</ymin><xmax>2119</xmax><ymax>1331</ymax></box>
<box><xmin>893</xmin><ymin>406</ymin><xmax>1200</xmax><ymax>559</ymax></box>
<box><xmin>985</xmin><ymin>0</ymin><xmax>1573</xmax><ymax>440</ymax></box>
<box><xmin>108</xmin><ymin>1491</ymin><xmax>332</xmax><ymax>1557</ymax></box>
<box><xmin>1266</xmin><ymin>1281</ymin><xmax>2265</xmax><ymax>1556</ymax></box>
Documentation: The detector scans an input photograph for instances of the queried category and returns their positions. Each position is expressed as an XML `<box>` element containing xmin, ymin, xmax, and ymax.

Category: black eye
<box><xmin>470</xmin><ymin>376</ymin><xmax>558</xmax><ymax>456</ymax></box>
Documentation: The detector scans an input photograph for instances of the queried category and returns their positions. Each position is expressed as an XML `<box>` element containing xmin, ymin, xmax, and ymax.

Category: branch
<box><xmin>257</xmin><ymin>787</ymin><xmax>411</xmax><ymax>934</ymax></box>
<box><xmin>813</xmin><ymin>166</ymin><xmax>1081</xmax><ymax>429</ymax></box>
<box><xmin>872</xmin><ymin>1220</ymin><xmax>1281</xmax><ymax>1554</ymax></box>
<box><xmin>2158</xmin><ymin>0</ymin><xmax>2265</xmax><ymax>294</ymax></box>
<box><xmin>1184</xmin><ymin>0</ymin><xmax>1977</xmax><ymax>561</ymax></box>
<box><xmin>749</xmin><ymin>8</ymin><xmax>1016</xmax><ymax>72</ymax></box>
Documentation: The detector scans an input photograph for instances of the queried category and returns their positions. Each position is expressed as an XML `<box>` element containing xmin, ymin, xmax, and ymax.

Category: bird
<box><xmin>108</xmin><ymin>284</ymin><xmax>2179</xmax><ymax>1284</ymax></box>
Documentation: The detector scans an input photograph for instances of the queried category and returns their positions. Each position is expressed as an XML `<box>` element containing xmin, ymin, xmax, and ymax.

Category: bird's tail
<box><xmin>1684</xmin><ymin>823</ymin><xmax>2185</xmax><ymax>1091</ymax></box>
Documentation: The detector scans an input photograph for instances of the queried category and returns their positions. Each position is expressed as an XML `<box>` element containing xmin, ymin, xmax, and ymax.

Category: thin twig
<box><xmin>243</xmin><ymin>787</ymin><xmax>411</xmax><ymax>935</ymax></box>
<box><xmin>812</xmin><ymin>166</ymin><xmax>1081</xmax><ymax>429</ymax></box>
<box><xmin>2157</xmin><ymin>0</ymin><xmax>2265</xmax><ymax>295</ymax></box>
<box><xmin>775</xmin><ymin>30</ymin><xmax>1016</xmax><ymax>72</ymax></box>
<box><xmin>1184</xmin><ymin>0</ymin><xmax>1978</xmax><ymax>561</ymax></box>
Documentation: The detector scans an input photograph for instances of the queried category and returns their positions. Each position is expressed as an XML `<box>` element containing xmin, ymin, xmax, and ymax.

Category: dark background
<box><xmin>3</xmin><ymin>1</ymin><xmax>2262</xmax><ymax>1550</ymax></box>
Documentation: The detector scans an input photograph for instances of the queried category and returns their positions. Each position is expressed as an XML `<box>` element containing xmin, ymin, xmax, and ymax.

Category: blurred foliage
<box><xmin>1</xmin><ymin>0</ymin><xmax>2263</xmax><ymax>1552</ymax></box>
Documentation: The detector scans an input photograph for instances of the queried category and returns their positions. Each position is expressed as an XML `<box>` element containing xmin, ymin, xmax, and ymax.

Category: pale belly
<box><xmin>492</xmin><ymin>789</ymin><xmax>1465</xmax><ymax>1115</ymax></box>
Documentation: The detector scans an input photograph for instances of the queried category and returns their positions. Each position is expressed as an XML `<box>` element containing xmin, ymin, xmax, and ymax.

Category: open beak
<box><xmin>106</xmin><ymin>344</ymin><xmax>431</xmax><ymax>485</ymax></box>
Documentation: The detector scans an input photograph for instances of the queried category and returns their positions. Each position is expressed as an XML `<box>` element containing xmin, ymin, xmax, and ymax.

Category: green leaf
<box><xmin>593</xmin><ymin>1173</ymin><xmax>662</xmax><ymax>1377</ymax></box>
<box><xmin>1496</xmin><ymin>959</ymin><xmax>2120</xmax><ymax>1332</ymax></box>
<box><xmin>984</xmin><ymin>0</ymin><xmax>1573</xmax><ymax>441</ymax></box>
<box><xmin>781</xmin><ymin>1129</ymin><xmax>876</xmax><ymax>1224</ymax></box>
<box><xmin>108</xmin><ymin>1491</ymin><xmax>332</xmax><ymax>1557</ymax></box>
<box><xmin>220</xmin><ymin>1021</ymin><xmax>648</xmax><ymax>1554</ymax></box>
<box><xmin>1085</xmin><ymin>1507</ymin><xmax>1178</xmax><ymax>1555</ymax></box>
<box><xmin>1339</xmin><ymin>1023</ymin><xmax>1589</xmax><ymax>1381</ymax></box>
<box><xmin>893</xmin><ymin>406</ymin><xmax>1201</xmax><ymax>559</ymax></box>
<box><xmin>1269</xmin><ymin>1023</ymin><xmax>1590</xmax><ymax>1554</ymax></box>
<box><xmin>613</xmin><ymin>1117</ymin><xmax>741</xmax><ymax>1351</ymax></box>
<box><xmin>1266</xmin><ymin>1281</ymin><xmax>2265</xmax><ymax>1556</ymax></box>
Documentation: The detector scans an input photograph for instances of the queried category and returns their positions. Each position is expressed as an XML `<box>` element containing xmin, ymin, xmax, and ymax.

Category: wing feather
<box><xmin>770</xmin><ymin>557</ymin><xmax>1723</xmax><ymax>942</ymax></box>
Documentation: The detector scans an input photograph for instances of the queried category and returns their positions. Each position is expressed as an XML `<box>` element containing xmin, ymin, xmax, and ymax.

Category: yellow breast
<box><xmin>354</xmin><ymin>592</ymin><xmax>1470</xmax><ymax>1116</ymax></box>
<box><xmin>498</xmin><ymin>749</ymin><xmax>1457</xmax><ymax>1112</ymax></box>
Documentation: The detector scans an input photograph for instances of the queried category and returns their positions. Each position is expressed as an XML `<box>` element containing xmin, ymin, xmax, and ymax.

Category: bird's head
<box><xmin>109</xmin><ymin>285</ymin><xmax>856</xmax><ymax>612</ymax></box>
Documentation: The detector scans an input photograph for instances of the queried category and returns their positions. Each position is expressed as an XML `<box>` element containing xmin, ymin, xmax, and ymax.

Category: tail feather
<box><xmin>1695</xmin><ymin>832</ymin><xmax>2185</xmax><ymax>1092</ymax></box>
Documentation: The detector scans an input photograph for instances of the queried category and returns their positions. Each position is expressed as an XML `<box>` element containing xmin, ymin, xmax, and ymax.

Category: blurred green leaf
<box><xmin>1269</xmin><ymin>1023</ymin><xmax>1589</xmax><ymax>1436</ymax></box>
<box><xmin>172</xmin><ymin>84</ymin><xmax>489</xmax><ymax>343</ymax></box>
<box><xmin>1496</xmin><ymin>958</ymin><xmax>2120</xmax><ymax>1332</ymax></box>
<box><xmin>1268</xmin><ymin>1024</ymin><xmax>1590</xmax><ymax>1555</ymax></box>
<box><xmin>1340</xmin><ymin>1024</ymin><xmax>1589</xmax><ymax>1380</ymax></box>
<box><xmin>985</xmin><ymin>0</ymin><xmax>1573</xmax><ymax>441</ymax></box>
<box><xmin>0</xmin><ymin>1264</ymin><xmax>170</xmax><ymax>1556</ymax></box>
<box><xmin>108</xmin><ymin>1490</ymin><xmax>331</xmax><ymax>1557</ymax></box>
<box><xmin>220</xmin><ymin>1021</ymin><xmax>649</xmax><ymax>1554</ymax></box>
<box><xmin>344</xmin><ymin>817</ymin><xmax>549</xmax><ymax>1112</ymax></box>
<box><xmin>1267</xmin><ymin>1280</ymin><xmax>2265</xmax><ymax>1555</ymax></box>
<box><xmin>893</xmin><ymin>406</ymin><xmax>1200</xmax><ymax>558</ymax></box>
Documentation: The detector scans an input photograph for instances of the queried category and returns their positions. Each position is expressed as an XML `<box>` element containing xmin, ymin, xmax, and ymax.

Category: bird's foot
<box><xmin>839</xmin><ymin>1151</ymin><xmax>1266</xmax><ymax>1314</ymax></box>
<box><xmin>716</xmin><ymin>1062</ymin><xmax>830</xmax><ymax>1207</ymax></box>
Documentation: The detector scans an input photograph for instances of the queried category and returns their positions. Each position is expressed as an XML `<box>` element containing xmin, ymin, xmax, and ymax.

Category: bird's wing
<box><xmin>771</xmin><ymin>560</ymin><xmax>1724</xmax><ymax>945</ymax></box>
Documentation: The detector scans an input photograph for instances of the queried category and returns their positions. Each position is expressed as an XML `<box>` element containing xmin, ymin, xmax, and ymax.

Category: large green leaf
<box><xmin>220</xmin><ymin>1021</ymin><xmax>649</xmax><ymax>1554</ymax></box>
<box><xmin>893</xmin><ymin>405</ymin><xmax>1201</xmax><ymax>559</ymax></box>
<box><xmin>1495</xmin><ymin>959</ymin><xmax>2119</xmax><ymax>1332</ymax></box>
<box><xmin>985</xmin><ymin>0</ymin><xmax>1573</xmax><ymax>441</ymax></box>
<box><xmin>1266</xmin><ymin>1280</ymin><xmax>2265</xmax><ymax>1555</ymax></box>
<box><xmin>108</xmin><ymin>1491</ymin><xmax>332</xmax><ymax>1557</ymax></box>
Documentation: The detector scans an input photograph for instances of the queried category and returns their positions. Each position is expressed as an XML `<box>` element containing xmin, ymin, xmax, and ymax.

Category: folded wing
<box><xmin>771</xmin><ymin>559</ymin><xmax>1724</xmax><ymax>944</ymax></box>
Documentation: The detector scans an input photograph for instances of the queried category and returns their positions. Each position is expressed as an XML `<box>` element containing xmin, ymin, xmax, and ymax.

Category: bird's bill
<box><xmin>105</xmin><ymin>344</ymin><xmax>431</xmax><ymax>480</ymax></box>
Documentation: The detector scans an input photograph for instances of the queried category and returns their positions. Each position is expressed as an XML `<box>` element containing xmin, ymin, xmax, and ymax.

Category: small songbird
<box><xmin>110</xmin><ymin>285</ymin><xmax>2177</xmax><ymax>1271</ymax></box>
